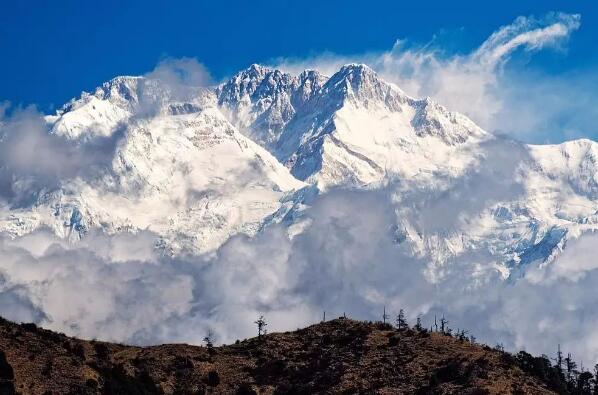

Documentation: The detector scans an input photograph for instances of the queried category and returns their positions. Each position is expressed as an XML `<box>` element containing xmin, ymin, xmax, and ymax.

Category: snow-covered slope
<box><xmin>1</xmin><ymin>63</ymin><xmax>598</xmax><ymax>276</ymax></box>
<box><xmin>219</xmin><ymin>64</ymin><xmax>488</xmax><ymax>190</ymax></box>
<box><xmin>217</xmin><ymin>64</ymin><xmax>598</xmax><ymax>279</ymax></box>
<box><xmin>2</xmin><ymin>78</ymin><xmax>305</xmax><ymax>253</ymax></box>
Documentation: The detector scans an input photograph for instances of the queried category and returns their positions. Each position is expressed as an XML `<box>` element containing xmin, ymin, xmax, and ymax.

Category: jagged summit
<box><xmin>338</xmin><ymin>62</ymin><xmax>375</xmax><ymax>72</ymax></box>
<box><xmin>292</xmin><ymin>69</ymin><xmax>327</xmax><ymax>107</ymax></box>
<box><xmin>215</xmin><ymin>62</ymin><xmax>486</xmax><ymax>189</ymax></box>
<box><xmin>327</xmin><ymin>63</ymin><xmax>378</xmax><ymax>85</ymax></box>
<box><xmin>330</xmin><ymin>63</ymin><xmax>384</xmax><ymax>83</ymax></box>
<box><xmin>58</xmin><ymin>76</ymin><xmax>143</xmax><ymax>114</ymax></box>
<box><xmin>310</xmin><ymin>63</ymin><xmax>409</xmax><ymax>116</ymax></box>
<box><xmin>95</xmin><ymin>75</ymin><xmax>144</xmax><ymax>104</ymax></box>
<box><xmin>51</xmin><ymin>74</ymin><xmax>214</xmax><ymax>139</ymax></box>
<box><xmin>217</xmin><ymin>63</ymin><xmax>289</xmax><ymax>104</ymax></box>
<box><xmin>326</xmin><ymin>63</ymin><xmax>382</xmax><ymax>90</ymax></box>
<box><xmin>216</xmin><ymin>64</ymin><xmax>327</xmax><ymax>148</ymax></box>
<box><xmin>246</xmin><ymin>62</ymin><xmax>270</xmax><ymax>73</ymax></box>
<box><xmin>411</xmin><ymin>97</ymin><xmax>487</xmax><ymax>144</ymax></box>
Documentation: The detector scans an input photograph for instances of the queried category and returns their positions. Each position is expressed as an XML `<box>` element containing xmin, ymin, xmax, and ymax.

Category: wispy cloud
<box><xmin>273</xmin><ymin>12</ymin><xmax>590</xmax><ymax>143</ymax></box>
<box><xmin>472</xmin><ymin>13</ymin><xmax>580</xmax><ymax>67</ymax></box>
<box><xmin>145</xmin><ymin>57</ymin><xmax>212</xmax><ymax>88</ymax></box>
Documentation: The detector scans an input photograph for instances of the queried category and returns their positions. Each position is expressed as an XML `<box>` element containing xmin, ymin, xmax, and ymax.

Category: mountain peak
<box><xmin>248</xmin><ymin>63</ymin><xmax>263</xmax><ymax>70</ymax></box>
<box><xmin>318</xmin><ymin>63</ymin><xmax>407</xmax><ymax>113</ymax></box>
<box><xmin>296</xmin><ymin>68</ymin><xmax>325</xmax><ymax>81</ymax></box>
<box><xmin>330</xmin><ymin>63</ymin><xmax>379</xmax><ymax>86</ymax></box>
<box><xmin>233</xmin><ymin>63</ymin><xmax>278</xmax><ymax>82</ymax></box>
<box><xmin>216</xmin><ymin>65</ymin><xmax>325</xmax><ymax>148</ymax></box>
<box><xmin>217</xmin><ymin>64</ymin><xmax>292</xmax><ymax>105</ymax></box>
<box><xmin>338</xmin><ymin>63</ymin><xmax>376</xmax><ymax>75</ymax></box>
<box><xmin>96</xmin><ymin>75</ymin><xmax>144</xmax><ymax>103</ymax></box>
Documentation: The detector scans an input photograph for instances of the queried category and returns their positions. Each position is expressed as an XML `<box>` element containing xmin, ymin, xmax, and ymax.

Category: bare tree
<box><xmin>382</xmin><ymin>305</ymin><xmax>389</xmax><ymax>324</ymax></box>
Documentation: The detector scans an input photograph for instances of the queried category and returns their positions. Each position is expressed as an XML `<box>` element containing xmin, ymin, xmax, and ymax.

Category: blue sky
<box><xmin>1</xmin><ymin>0</ymin><xmax>597</xmax><ymax>142</ymax></box>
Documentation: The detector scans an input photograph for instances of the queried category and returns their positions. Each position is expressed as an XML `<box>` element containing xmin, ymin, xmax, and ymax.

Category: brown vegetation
<box><xmin>0</xmin><ymin>316</ymin><xmax>557</xmax><ymax>394</ymax></box>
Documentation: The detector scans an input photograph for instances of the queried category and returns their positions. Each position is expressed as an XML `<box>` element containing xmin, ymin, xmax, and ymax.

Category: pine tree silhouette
<box><xmin>396</xmin><ymin>309</ymin><xmax>408</xmax><ymax>330</ymax></box>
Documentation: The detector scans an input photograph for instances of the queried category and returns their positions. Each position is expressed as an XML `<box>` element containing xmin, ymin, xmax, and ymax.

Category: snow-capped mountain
<box><xmin>218</xmin><ymin>64</ymin><xmax>598</xmax><ymax>279</ymax></box>
<box><xmin>218</xmin><ymin>64</ymin><xmax>488</xmax><ymax>190</ymax></box>
<box><xmin>1</xmin><ymin>77</ymin><xmax>304</xmax><ymax>253</ymax></box>
<box><xmin>2</xmin><ymin>63</ymin><xmax>598</xmax><ymax>278</ymax></box>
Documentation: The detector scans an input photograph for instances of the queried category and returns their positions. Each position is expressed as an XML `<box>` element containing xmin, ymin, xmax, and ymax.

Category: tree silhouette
<box><xmin>565</xmin><ymin>353</ymin><xmax>577</xmax><ymax>387</ymax></box>
<box><xmin>414</xmin><ymin>317</ymin><xmax>423</xmax><ymax>331</ymax></box>
<box><xmin>396</xmin><ymin>309</ymin><xmax>408</xmax><ymax>330</ymax></box>
<box><xmin>456</xmin><ymin>329</ymin><xmax>468</xmax><ymax>342</ymax></box>
<box><xmin>440</xmin><ymin>315</ymin><xmax>448</xmax><ymax>334</ymax></box>
<box><xmin>203</xmin><ymin>329</ymin><xmax>215</xmax><ymax>351</ymax></box>
<box><xmin>555</xmin><ymin>344</ymin><xmax>564</xmax><ymax>375</ymax></box>
<box><xmin>255</xmin><ymin>315</ymin><xmax>267</xmax><ymax>338</ymax></box>
<box><xmin>382</xmin><ymin>306</ymin><xmax>389</xmax><ymax>324</ymax></box>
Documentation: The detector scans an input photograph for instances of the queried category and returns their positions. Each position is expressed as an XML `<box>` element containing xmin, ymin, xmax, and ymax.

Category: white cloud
<box><xmin>146</xmin><ymin>57</ymin><xmax>212</xmax><ymax>88</ymax></box>
<box><xmin>0</xmin><ymin>105</ymin><xmax>124</xmax><ymax>205</ymax></box>
<box><xmin>472</xmin><ymin>13</ymin><xmax>580</xmax><ymax>67</ymax></box>
<box><xmin>2</xmin><ymin>187</ymin><xmax>598</xmax><ymax>365</ymax></box>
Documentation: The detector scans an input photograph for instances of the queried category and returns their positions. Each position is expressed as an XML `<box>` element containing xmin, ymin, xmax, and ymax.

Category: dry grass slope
<box><xmin>0</xmin><ymin>316</ymin><xmax>555</xmax><ymax>394</ymax></box>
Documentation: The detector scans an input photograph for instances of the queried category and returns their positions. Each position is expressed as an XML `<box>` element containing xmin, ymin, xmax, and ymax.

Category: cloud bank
<box><xmin>2</xmin><ymin>188</ymin><xmax>598</xmax><ymax>364</ymax></box>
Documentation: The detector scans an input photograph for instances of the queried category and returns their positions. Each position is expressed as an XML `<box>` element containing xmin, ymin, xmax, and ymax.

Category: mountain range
<box><xmin>3</xmin><ymin>63</ymin><xmax>598</xmax><ymax>281</ymax></box>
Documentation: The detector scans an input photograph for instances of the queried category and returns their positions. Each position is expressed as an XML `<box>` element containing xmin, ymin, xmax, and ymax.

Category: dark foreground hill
<box><xmin>0</xmin><ymin>316</ymin><xmax>559</xmax><ymax>394</ymax></box>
